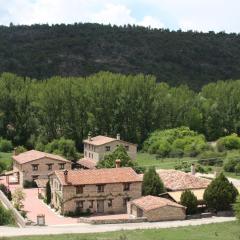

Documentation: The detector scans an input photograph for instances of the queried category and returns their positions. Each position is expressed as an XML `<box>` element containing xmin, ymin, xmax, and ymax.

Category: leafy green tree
<box><xmin>14</xmin><ymin>146</ymin><xmax>27</xmax><ymax>155</ymax></box>
<box><xmin>97</xmin><ymin>145</ymin><xmax>144</xmax><ymax>173</ymax></box>
<box><xmin>235</xmin><ymin>163</ymin><xmax>240</xmax><ymax>175</ymax></box>
<box><xmin>45</xmin><ymin>137</ymin><xmax>78</xmax><ymax>161</ymax></box>
<box><xmin>46</xmin><ymin>181</ymin><xmax>51</xmax><ymax>205</ymax></box>
<box><xmin>12</xmin><ymin>188</ymin><xmax>26</xmax><ymax>211</ymax></box>
<box><xmin>142</xmin><ymin>167</ymin><xmax>165</xmax><ymax>196</ymax></box>
<box><xmin>203</xmin><ymin>173</ymin><xmax>238</xmax><ymax>211</ymax></box>
<box><xmin>180</xmin><ymin>190</ymin><xmax>198</xmax><ymax>214</ymax></box>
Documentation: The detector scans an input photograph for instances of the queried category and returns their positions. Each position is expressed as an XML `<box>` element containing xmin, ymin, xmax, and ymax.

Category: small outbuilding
<box><xmin>128</xmin><ymin>195</ymin><xmax>186</xmax><ymax>222</ymax></box>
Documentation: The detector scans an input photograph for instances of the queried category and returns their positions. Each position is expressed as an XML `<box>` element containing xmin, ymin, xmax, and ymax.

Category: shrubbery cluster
<box><xmin>143</xmin><ymin>127</ymin><xmax>209</xmax><ymax>158</ymax></box>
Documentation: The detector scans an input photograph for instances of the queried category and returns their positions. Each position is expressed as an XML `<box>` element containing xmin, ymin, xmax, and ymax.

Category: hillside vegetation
<box><xmin>0</xmin><ymin>23</ymin><xmax>240</xmax><ymax>89</ymax></box>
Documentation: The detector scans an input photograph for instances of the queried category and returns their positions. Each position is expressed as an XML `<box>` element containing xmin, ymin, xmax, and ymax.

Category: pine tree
<box><xmin>180</xmin><ymin>190</ymin><xmax>198</xmax><ymax>214</ymax></box>
<box><xmin>142</xmin><ymin>167</ymin><xmax>165</xmax><ymax>196</ymax></box>
<box><xmin>203</xmin><ymin>173</ymin><xmax>238</xmax><ymax>211</ymax></box>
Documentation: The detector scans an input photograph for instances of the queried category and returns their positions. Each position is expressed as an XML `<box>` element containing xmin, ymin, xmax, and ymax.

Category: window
<box><xmin>76</xmin><ymin>185</ymin><xmax>84</xmax><ymax>194</ymax></box>
<box><xmin>32</xmin><ymin>175</ymin><xmax>39</xmax><ymax>181</ymax></box>
<box><xmin>47</xmin><ymin>164</ymin><xmax>53</xmax><ymax>171</ymax></box>
<box><xmin>108</xmin><ymin>199</ymin><xmax>113</xmax><ymax>208</ymax></box>
<box><xmin>32</xmin><ymin>164</ymin><xmax>39</xmax><ymax>171</ymax></box>
<box><xmin>123</xmin><ymin>183</ymin><xmax>130</xmax><ymax>191</ymax></box>
<box><xmin>89</xmin><ymin>152</ymin><xmax>91</xmax><ymax>158</ymax></box>
<box><xmin>105</xmin><ymin>146</ymin><xmax>111</xmax><ymax>151</ymax></box>
<box><xmin>76</xmin><ymin>200</ymin><xmax>84</xmax><ymax>209</ymax></box>
<box><xmin>89</xmin><ymin>200</ymin><xmax>94</xmax><ymax>208</ymax></box>
<box><xmin>125</xmin><ymin>145</ymin><xmax>129</xmax><ymax>151</ymax></box>
<box><xmin>123</xmin><ymin>197</ymin><xmax>131</xmax><ymax>206</ymax></box>
<box><xmin>84</xmin><ymin>151</ymin><xmax>87</xmax><ymax>157</ymax></box>
<box><xmin>59</xmin><ymin>163</ymin><xmax>65</xmax><ymax>170</ymax></box>
<box><xmin>97</xmin><ymin>184</ymin><xmax>104</xmax><ymax>193</ymax></box>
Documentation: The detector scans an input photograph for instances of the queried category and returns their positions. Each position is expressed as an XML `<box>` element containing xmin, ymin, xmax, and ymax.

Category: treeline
<box><xmin>1</xmin><ymin>23</ymin><xmax>240</xmax><ymax>89</ymax></box>
<box><xmin>0</xmin><ymin>72</ymin><xmax>240</xmax><ymax>150</ymax></box>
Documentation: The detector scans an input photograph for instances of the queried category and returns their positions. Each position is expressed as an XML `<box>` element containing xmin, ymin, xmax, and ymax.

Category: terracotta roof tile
<box><xmin>83</xmin><ymin>135</ymin><xmax>116</xmax><ymax>145</ymax></box>
<box><xmin>13</xmin><ymin>150</ymin><xmax>70</xmax><ymax>164</ymax></box>
<box><xmin>131</xmin><ymin>195</ymin><xmax>185</xmax><ymax>211</ymax></box>
<box><xmin>77</xmin><ymin>158</ymin><xmax>97</xmax><ymax>169</ymax></box>
<box><xmin>83</xmin><ymin>135</ymin><xmax>137</xmax><ymax>146</ymax></box>
<box><xmin>55</xmin><ymin>167</ymin><xmax>142</xmax><ymax>186</ymax></box>
<box><xmin>157</xmin><ymin>170</ymin><xmax>210</xmax><ymax>191</ymax></box>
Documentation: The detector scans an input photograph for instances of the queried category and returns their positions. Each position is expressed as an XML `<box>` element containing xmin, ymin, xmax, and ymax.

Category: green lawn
<box><xmin>136</xmin><ymin>152</ymin><xmax>197</xmax><ymax>169</ymax></box>
<box><xmin>0</xmin><ymin>152</ymin><xmax>12</xmax><ymax>170</ymax></box>
<box><xmin>2</xmin><ymin>221</ymin><xmax>239</xmax><ymax>240</ymax></box>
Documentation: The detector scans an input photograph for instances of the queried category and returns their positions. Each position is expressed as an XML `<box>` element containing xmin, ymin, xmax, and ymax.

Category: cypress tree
<box><xmin>180</xmin><ymin>190</ymin><xmax>198</xmax><ymax>214</ymax></box>
<box><xmin>142</xmin><ymin>167</ymin><xmax>165</xmax><ymax>196</ymax></box>
<box><xmin>46</xmin><ymin>181</ymin><xmax>51</xmax><ymax>205</ymax></box>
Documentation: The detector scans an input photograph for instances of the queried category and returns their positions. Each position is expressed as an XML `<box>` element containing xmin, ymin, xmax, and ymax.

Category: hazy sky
<box><xmin>0</xmin><ymin>0</ymin><xmax>239</xmax><ymax>33</ymax></box>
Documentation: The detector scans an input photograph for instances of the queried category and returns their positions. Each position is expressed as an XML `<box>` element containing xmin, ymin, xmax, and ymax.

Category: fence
<box><xmin>0</xmin><ymin>190</ymin><xmax>27</xmax><ymax>228</ymax></box>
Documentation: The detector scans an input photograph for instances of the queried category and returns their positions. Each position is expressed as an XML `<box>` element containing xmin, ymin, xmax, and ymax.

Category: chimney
<box><xmin>88</xmin><ymin>133</ymin><xmax>92</xmax><ymax>141</ymax></box>
<box><xmin>115</xmin><ymin>159</ymin><xmax>121</xmax><ymax>168</ymax></box>
<box><xmin>63</xmin><ymin>170</ymin><xmax>69</xmax><ymax>183</ymax></box>
<box><xmin>191</xmin><ymin>164</ymin><xmax>196</xmax><ymax>175</ymax></box>
<box><xmin>116</xmin><ymin>133</ymin><xmax>120</xmax><ymax>140</ymax></box>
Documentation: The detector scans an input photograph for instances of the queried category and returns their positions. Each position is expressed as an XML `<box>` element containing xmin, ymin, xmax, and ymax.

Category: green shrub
<box><xmin>14</xmin><ymin>146</ymin><xmax>27</xmax><ymax>155</ymax></box>
<box><xmin>0</xmin><ymin>184</ymin><xmax>12</xmax><ymax>200</ymax></box>
<box><xmin>180</xmin><ymin>190</ymin><xmax>198</xmax><ymax>215</ymax></box>
<box><xmin>203</xmin><ymin>173</ymin><xmax>239</xmax><ymax>212</ymax></box>
<box><xmin>143</xmin><ymin>127</ymin><xmax>208</xmax><ymax>158</ymax></box>
<box><xmin>217</xmin><ymin>134</ymin><xmax>240</xmax><ymax>151</ymax></box>
<box><xmin>234</xmin><ymin>195</ymin><xmax>240</xmax><ymax>221</ymax></box>
<box><xmin>235</xmin><ymin>163</ymin><xmax>240</xmax><ymax>175</ymax></box>
<box><xmin>224</xmin><ymin>157</ymin><xmax>240</xmax><ymax>172</ymax></box>
<box><xmin>0</xmin><ymin>202</ymin><xmax>15</xmax><ymax>225</ymax></box>
<box><xmin>0</xmin><ymin>138</ymin><xmax>13</xmax><ymax>152</ymax></box>
<box><xmin>23</xmin><ymin>180</ymin><xmax>37</xmax><ymax>188</ymax></box>
<box><xmin>142</xmin><ymin>167</ymin><xmax>165</xmax><ymax>196</ymax></box>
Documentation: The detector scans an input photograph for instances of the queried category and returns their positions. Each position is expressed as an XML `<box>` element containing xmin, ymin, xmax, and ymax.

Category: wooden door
<box><xmin>97</xmin><ymin>200</ymin><xmax>104</xmax><ymax>213</ymax></box>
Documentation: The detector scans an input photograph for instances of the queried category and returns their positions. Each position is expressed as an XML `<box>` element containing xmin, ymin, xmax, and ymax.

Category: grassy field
<box><xmin>2</xmin><ymin>221</ymin><xmax>239</xmax><ymax>240</ymax></box>
<box><xmin>136</xmin><ymin>152</ymin><xmax>197</xmax><ymax>169</ymax></box>
<box><xmin>0</xmin><ymin>152</ymin><xmax>12</xmax><ymax>170</ymax></box>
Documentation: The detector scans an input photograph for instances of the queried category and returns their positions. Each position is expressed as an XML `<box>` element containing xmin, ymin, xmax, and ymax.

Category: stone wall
<box><xmin>17</xmin><ymin>158</ymin><xmax>71</xmax><ymax>184</ymax></box>
<box><xmin>84</xmin><ymin>140</ymin><xmax>137</xmax><ymax>161</ymax></box>
<box><xmin>50</xmin><ymin>179</ymin><xmax>142</xmax><ymax>215</ymax></box>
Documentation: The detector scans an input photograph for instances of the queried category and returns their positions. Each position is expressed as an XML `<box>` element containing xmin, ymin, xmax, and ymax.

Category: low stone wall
<box><xmin>0</xmin><ymin>190</ymin><xmax>27</xmax><ymax>228</ymax></box>
<box><xmin>79</xmin><ymin>217</ymin><xmax>147</xmax><ymax>224</ymax></box>
<box><xmin>186</xmin><ymin>212</ymin><xmax>213</xmax><ymax>220</ymax></box>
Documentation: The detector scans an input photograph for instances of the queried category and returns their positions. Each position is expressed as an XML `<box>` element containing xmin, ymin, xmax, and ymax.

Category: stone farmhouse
<box><xmin>9</xmin><ymin>150</ymin><xmax>72</xmax><ymax>186</ymax></box>
<box><xmin>77</xmin><ymin>134</ymin><xmax>137</xmax><ymax>169</ymax></box>
<box><xmin>127</xmin><ymin>195</ymin><xmax>186</xmax><ymax>222</ymax></box>
<box><xmin>49</xmin><ymin>167</ymin><xmax>142</xmax><ymax>215</ymax></box>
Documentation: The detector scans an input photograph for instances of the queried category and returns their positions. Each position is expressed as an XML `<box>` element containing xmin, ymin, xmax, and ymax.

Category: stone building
<box><xmin>128</xmin><ymin>195</ymin><xmax>186</xmax><ymax>222</ymax></box>
<box><xmin>11</xmin><ymin>150</ymin><xmax>72</xmax><ymax>186</ymax></box>
<box><xmin>49</xmin><ymin>167</ymin><xmax>142</xmax><ymax>215</ymax></box>
<box><xmin>77</xmin><ymin>134</ymin><xmax>137</xmax><ymax>169</ymax></box>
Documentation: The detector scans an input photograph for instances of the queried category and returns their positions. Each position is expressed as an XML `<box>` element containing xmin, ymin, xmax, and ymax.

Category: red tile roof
<box><xmin>54</xmin><ymin>167</ymin><xmax>142</xmax><ymax>186</ymax></box>
<box><xmin>83</xmin><ymin>135</ymin><xmax>137</xmax><ymax>146</ymax></box>
<box><xmin>12</xmin><ymin>150</ymin><xmax>71</xmax><ymax>164</ymax></box>
<box><xmin>131</xmin><ymin>195</ymin><xmax>185</xmax><ymax>211</ymax></box>
<box><xmin>157</xmin><ymin>170</ymin><xmax>210</xmax><ymax>191</ymax></box>
<box><xmin>77</xmin><ymin>158</ymin><xmax>97</xmax><ymax>169</ymax></box>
